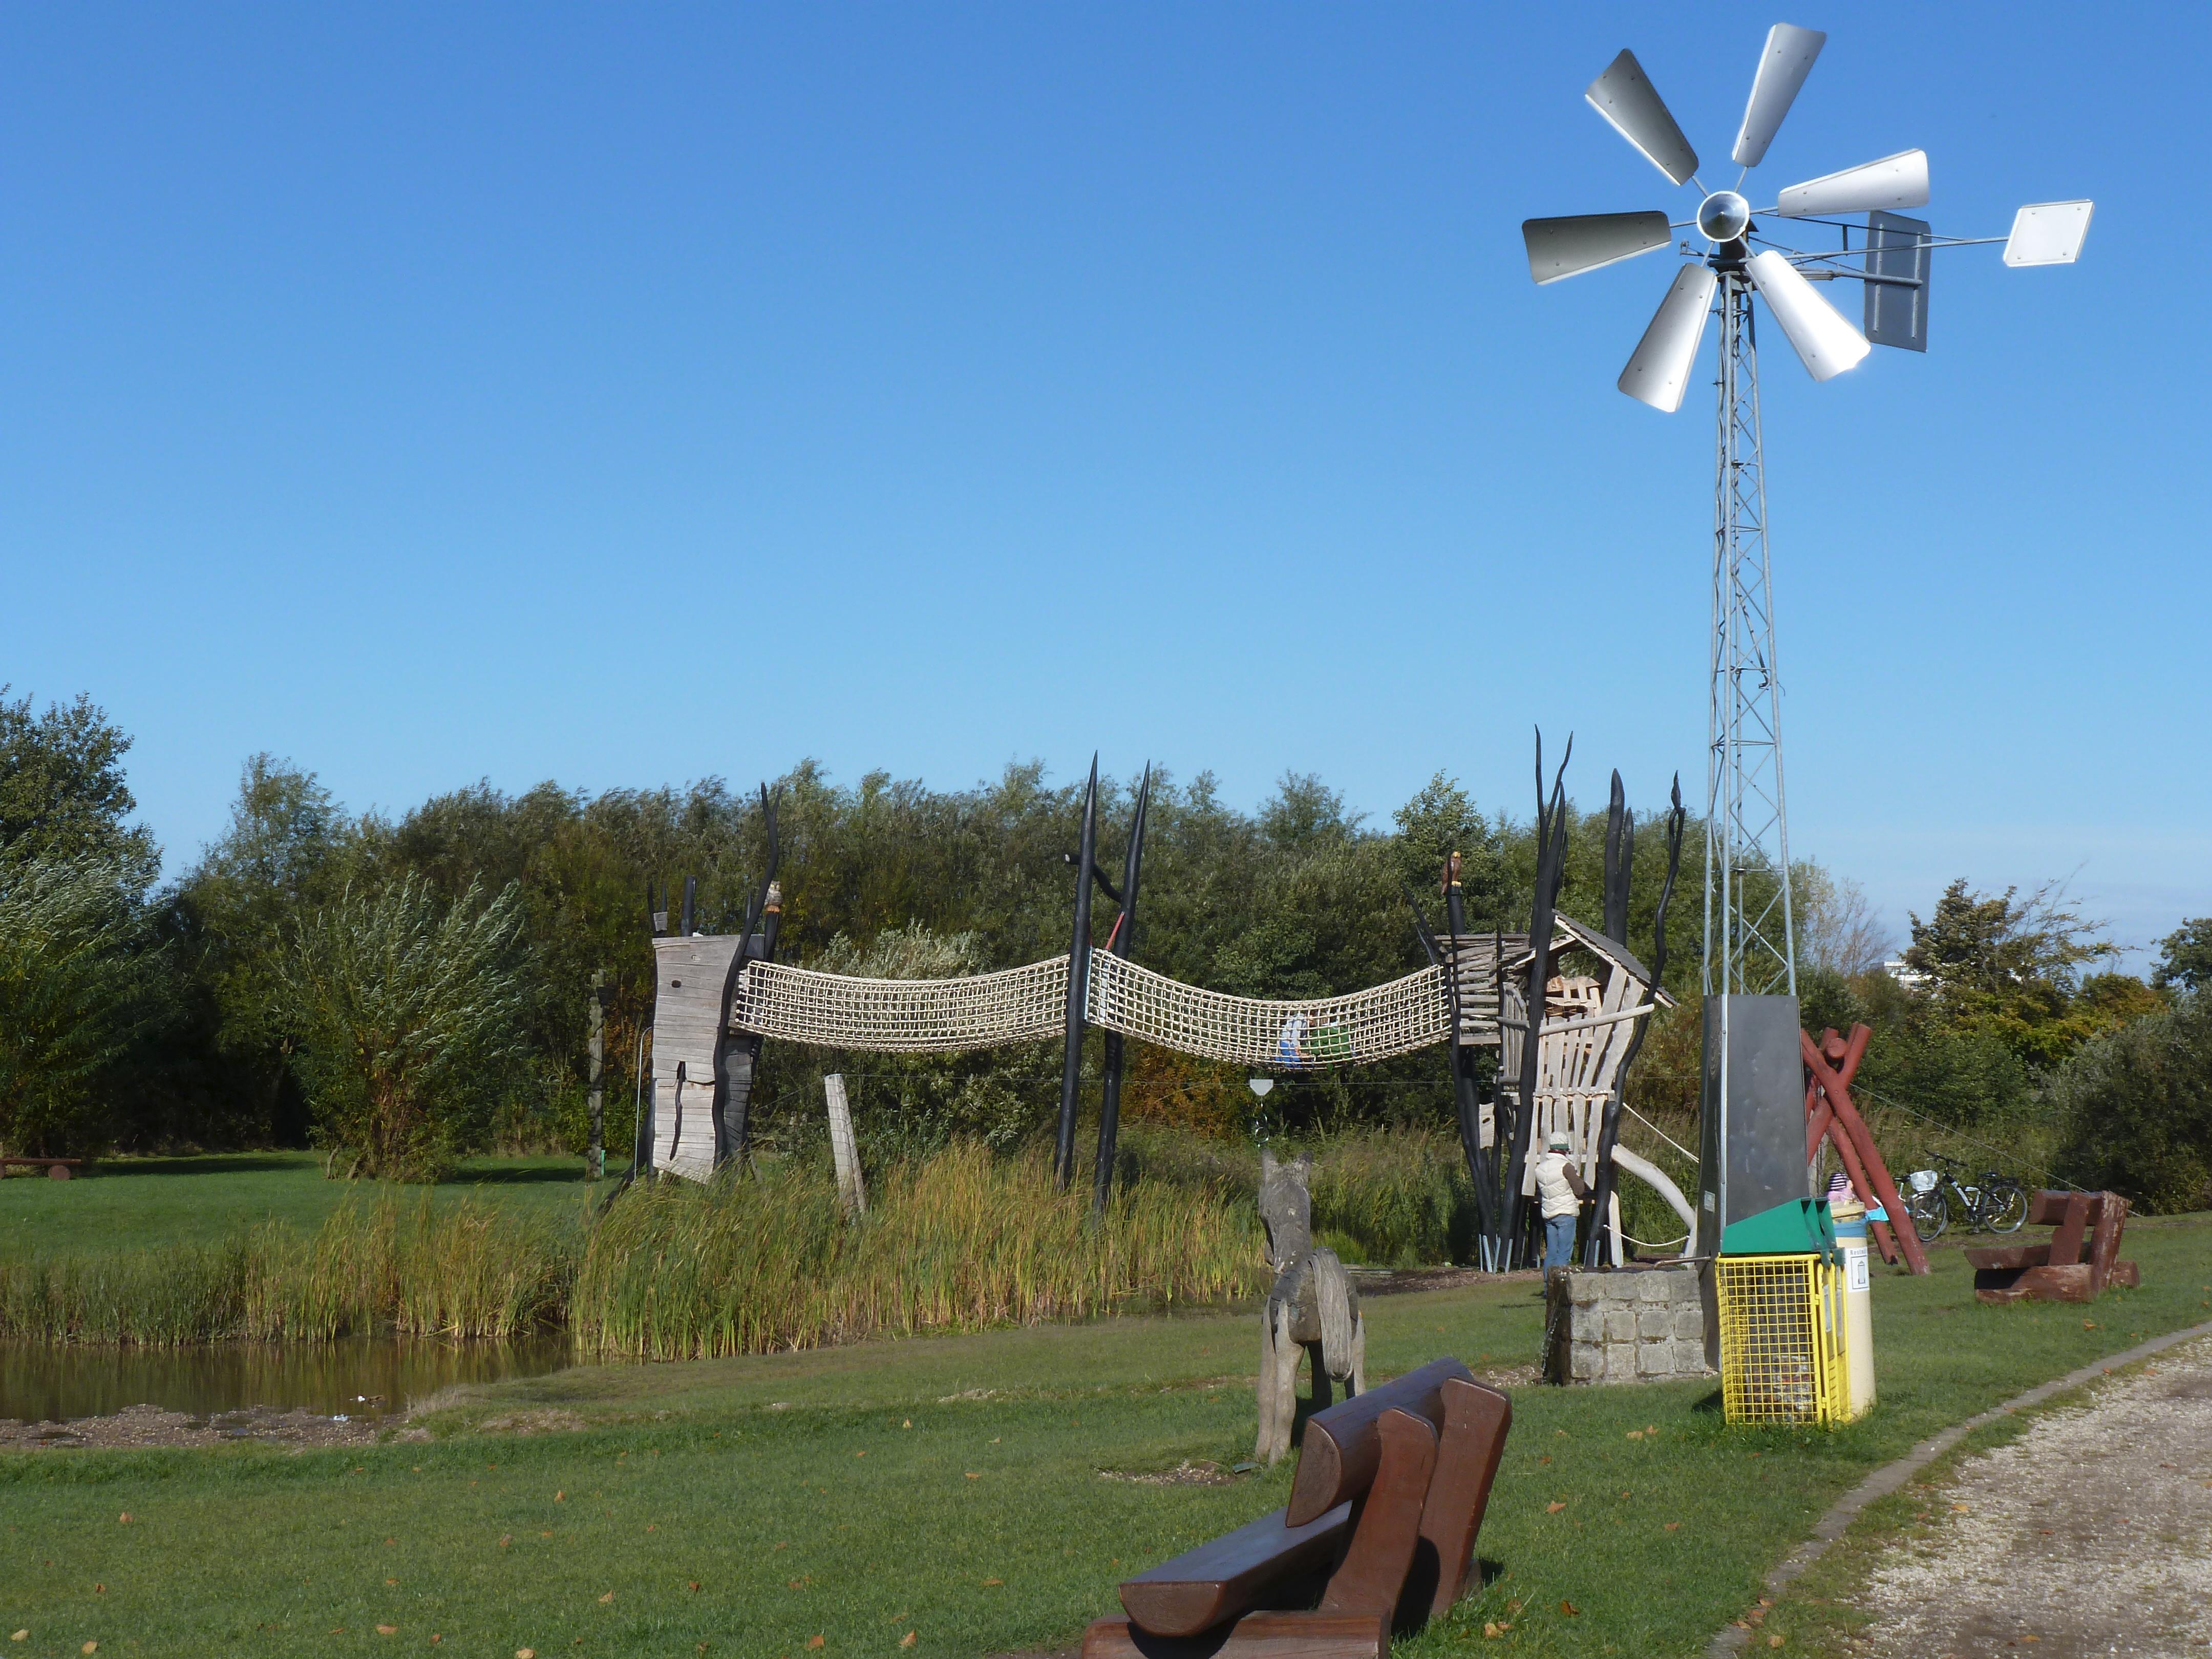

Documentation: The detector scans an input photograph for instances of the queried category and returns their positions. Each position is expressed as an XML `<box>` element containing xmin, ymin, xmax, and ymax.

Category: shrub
<box><xmin>284</xmin><ymin>875</ymin><xmax>533</xmax><ymax>1180</ymax></box>
<box><xmin>2048</xmin><ymin>994</ymin><xmax>2212</xmax><ymax>1214</ymax></box>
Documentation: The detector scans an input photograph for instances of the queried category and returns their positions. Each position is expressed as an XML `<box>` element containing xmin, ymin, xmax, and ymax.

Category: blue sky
<box><xmin>4</xmin><ymin>4</ymin><xmax>2204</xmax><ymax>969</ymax></box>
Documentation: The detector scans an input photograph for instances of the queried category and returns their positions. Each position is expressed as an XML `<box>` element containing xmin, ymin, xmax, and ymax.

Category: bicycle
<box><xmin>1901</xmin><ymin>1152</ymin><xmax>2028</xmax><ymax>1240</ymax></box>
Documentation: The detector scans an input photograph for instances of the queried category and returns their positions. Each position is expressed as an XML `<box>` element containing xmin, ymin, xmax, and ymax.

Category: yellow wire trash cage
<box><xmin>1715</xmin><ymin>1253</ymin><xmax>1851</xmax><ymax>1426</ymax></box>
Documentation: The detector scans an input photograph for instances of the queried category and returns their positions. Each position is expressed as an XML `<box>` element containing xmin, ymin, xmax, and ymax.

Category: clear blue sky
<box><xmin>5</xmin><ymin>4</ymin><xmax>2204</xmax><ymax>968</ymax></box>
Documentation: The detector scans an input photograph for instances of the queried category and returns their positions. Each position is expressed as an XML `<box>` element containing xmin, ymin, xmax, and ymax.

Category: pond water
<box><xmin>0</xmin><ymin>1333</ymin><xmax>574</xmax><ymax>1426</ymax></box>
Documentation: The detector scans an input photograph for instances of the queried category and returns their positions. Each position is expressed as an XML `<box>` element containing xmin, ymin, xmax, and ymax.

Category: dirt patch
<box><xmin>1852</xmin><ymin>1336</ymin><xmax>2212</xmax><ymax>1657</ymax></box>
<box><xmin>0</xmin><ymin>1401</ymin><xmax>380</xmax><ymax>1452</ymax></box>
<box><xmin>1097</xmin><ymin>1458</ymin><xmax>1238</xmax><ymax>1486</ymax></box>
<box><xmin>473</xmin><ymin>1408</ymin><xmax>588</xmax><ymax>1435</ymax></box>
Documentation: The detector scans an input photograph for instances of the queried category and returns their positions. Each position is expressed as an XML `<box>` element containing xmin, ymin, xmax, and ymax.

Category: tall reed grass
<box><xmin>570</xmin><ymin>1142</ymin><xmax>1268</xmax><ymax>1360</ymax></box>
<box><xmin>0</xmin><ymin>1198</ymin><xmax>567</xmax><ymax>1346</ymax></box>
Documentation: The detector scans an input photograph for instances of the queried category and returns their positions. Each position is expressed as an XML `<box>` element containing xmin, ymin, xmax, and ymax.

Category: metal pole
<box><xmin>1053</xmin><ymin>757</ymin><xmax>1099</xmax><ymax>1190</ymax></box>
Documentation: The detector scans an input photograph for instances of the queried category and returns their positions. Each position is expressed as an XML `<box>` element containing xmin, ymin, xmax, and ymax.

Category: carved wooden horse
<box><xmin>1255</xmin><ymin>1150</ymin><xmax>1366</xmax><ymax>1464</ymax></box>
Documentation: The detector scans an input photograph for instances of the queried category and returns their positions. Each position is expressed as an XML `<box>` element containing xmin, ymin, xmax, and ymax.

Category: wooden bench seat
<box><xmin>1083</xmin><ymin>1358</ymin><xmax>1512</xmax><ymax>1658</ymax></box>
<box><xmin>0</xmin><ymin>1156</ymin><xmax>83</xmax><ymax>1180</ymax></box>
<box><xmin>1965</xmin><ymin>1191</ymin><xmax>2138</xmax><ymax>1304</ymax></box>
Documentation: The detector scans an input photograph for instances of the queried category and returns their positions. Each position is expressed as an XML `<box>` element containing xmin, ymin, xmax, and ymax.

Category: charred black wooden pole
<box><xmin>719</xmin><ymin>785</ymin><xmax>781</xmax><ymax>1170</ymax></box>
<box><xmin>587</xmin><ymin>969</ymin><xmax>608</xmax><ymax>1179</ymax></box>
<box><xmin>1092</xmin><ymin>764</ymin><xmax>1151</xmax><ymax>1214</ymax></box>
<box><xmin>1580</xmin><ymin>771</ymin><xmax>1634</xmax><ymax>1265</ymax></box>
<box><xmin>1500</xmin><ymin>732</ymin><xmax>1571</xmax><ymax>1266</ymax></box>
<box><xmin>1439</xmin><ymin>854</ymin><xmax>1499</xmax><ymax>1242</ymax></box>
<box><xmin>1054</xmin><ymin>757</ymin><xmax>1100</xmax><ymax>1190</ymax></box>
<box><xmin>1585</xmin><ymin>775</ymin><xmax>1686</xmax><ymax>1265</ymax></box>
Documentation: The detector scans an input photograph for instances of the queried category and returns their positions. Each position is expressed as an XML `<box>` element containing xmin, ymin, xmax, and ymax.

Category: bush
<box><xmin>283</xmin><ymin>875</ymin><xmax>533</xmax><ymax>1180</ymax></box>
<box><xmin>2047</xmin><ymin>994</ymin><xmax>2212</xmax><ymax>1214</ymax></box>
<box><xmin>0</xmin><ymin>855</ymin><xmax>171</xmax><ymax>1155</ymax></box>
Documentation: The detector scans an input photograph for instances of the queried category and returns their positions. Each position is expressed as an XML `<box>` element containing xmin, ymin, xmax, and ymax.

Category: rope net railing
<box><xmin>728</xmin><ymin>954</ymin><xmax>1070</xmax><ymax>1052</ymax></box>
<box><xmin>1086</xmin><ymin>952</ymin><xmax>1451</xmax><ymax>1068</ymax></box>
<box><xmin>725</xmin><ymin>951</ymin><xmax>1454</xmax><ymax>1067</ymax></box>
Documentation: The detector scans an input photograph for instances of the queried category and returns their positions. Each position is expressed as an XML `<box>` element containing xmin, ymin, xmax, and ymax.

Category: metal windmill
<box><xmin>1522</xmin><ymin>24</ymin><xmax>2092</xmax><ymax>999</ymax></box>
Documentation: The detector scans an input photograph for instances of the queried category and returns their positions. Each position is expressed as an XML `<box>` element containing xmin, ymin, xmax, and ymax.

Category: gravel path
<box><xmin>1854</xmin><ymin>1336</ymin><xmax>2212</xmax><ymax>1657</ymax></box>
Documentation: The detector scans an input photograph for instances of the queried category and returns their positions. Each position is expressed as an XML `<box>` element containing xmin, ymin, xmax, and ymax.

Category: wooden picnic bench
<box><xmin>1081</xmin><ymin>1358</ymin><xmax>1512</xmax><ymax>1658</ymax></box>
<box><xmin>1965</xmin><ymin>1190</ymin><xmax>2139</xmax><ymax>1305</ymax></box>
<box><xmin>0</xmin><ymin>1156</ymin><xmax>84</xmax><ymax>1180</ymax></box>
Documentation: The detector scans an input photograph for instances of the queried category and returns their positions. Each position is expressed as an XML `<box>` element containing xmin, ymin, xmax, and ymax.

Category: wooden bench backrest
<box><xmin>2026</xmin><ymin>1190</ymin><xmax>2131</xmax><ymax>1270</ymax></box>
<box><xmin>1287</xmin><ymin>1356</ymin><xmax>1473</xmax><ymax>1526</ymax></box>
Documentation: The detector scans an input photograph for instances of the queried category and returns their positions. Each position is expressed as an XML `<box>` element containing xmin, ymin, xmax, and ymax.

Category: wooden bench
<box><xmin>1081</xmin><ymin>1358</ymin><xmax>1512</xmax><ymax>1658</ymax></box>
<box><xmin>0</xmin><ymin>1157</ymin><xmax>83</xmax><ymax>1181</ymax></box>
<box><xmin>1965</xmin><ymin>1190</ymin><xmax>2139</xmax><ymax>1304</ymax></box>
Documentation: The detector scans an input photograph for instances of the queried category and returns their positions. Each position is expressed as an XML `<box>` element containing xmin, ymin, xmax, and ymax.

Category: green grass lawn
<box><xmin>0</xmin><ymin>1153</ymin><xmax>597</xmax><ymax>1260</ymax></box>
<box><xmin>1</xmin><ymin>1217</ymin><xmax>2207</xmax><ymax>1658</ymax></box>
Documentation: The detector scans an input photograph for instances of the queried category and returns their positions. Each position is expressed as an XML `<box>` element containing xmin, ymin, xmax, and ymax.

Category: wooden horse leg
<box><xmin>1349</xmin><ymin>1311</ymin><xmax>1367</xmax><ymax>1397</ymax></box>
<box><xmin>1254</xmin><ymin>1302</ymin><xmax>1279</xmax><ymax>1462</ymax></box>
<box><xmin>1270</xmin><ymin>1304</ymin><xmax>1301</xmax><ymax>1463</ymax></box>
<box><xmin>1306</xmin><ymin>1342</ymin><xmax>1332</xmax><ymax>1414</ymax></box>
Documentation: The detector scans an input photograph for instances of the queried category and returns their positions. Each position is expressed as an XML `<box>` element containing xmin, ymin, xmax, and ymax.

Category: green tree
<box><xmin>0</xmin><ymin>688</ymin><xmax>159</xmax><ymax>888</ymax></box>
<box><xmin>283</xmin><ymin>875</ymin><xmax>533</xmax><ymax>1179</ymax></box>
<box><xmin>2152</xmin><ymin>918</ymin><xmax>2212</xmax><ymax>995</ymax></box>
<box><xmin>0</xmin><ymin>856</ymin><xmax>172</xmax><ymax>1154</ymax></box>
<box><xmin>1901</xmin><ymin>878</ymin><xmax>2118</xmax><ymax>1066</ymax></box>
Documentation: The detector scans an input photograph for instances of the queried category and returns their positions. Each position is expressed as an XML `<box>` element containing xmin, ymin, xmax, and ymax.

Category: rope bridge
<box><xmin>726</xmin><ymin>951</ymin><xmax>1454</xmax><ymax>1068</ymax></box>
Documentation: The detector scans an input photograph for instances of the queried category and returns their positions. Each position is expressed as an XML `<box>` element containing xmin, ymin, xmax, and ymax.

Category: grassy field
<box><xmin>0</xmin><ymin>1153</ymin><xmax>594</xmax><ymax>1260</ymax></box>
<box><xmin>1</xmin><ymin>1216</ymin><xmax>2207</xmax><ymax>1657</ymax></box>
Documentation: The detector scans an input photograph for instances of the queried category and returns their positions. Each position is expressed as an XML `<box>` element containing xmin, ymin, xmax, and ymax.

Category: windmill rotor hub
<box><xmin>1696</xmin><ymin>190</ymin><xmax>1751</xmax><ymax>243</ymax></box>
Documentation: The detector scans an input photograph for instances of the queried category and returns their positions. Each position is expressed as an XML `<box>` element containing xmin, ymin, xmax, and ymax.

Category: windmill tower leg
<box><xmin>1696</xmin><ymin>266</ymin><xmax>1807</xmax><ymax>1250</ymax></box>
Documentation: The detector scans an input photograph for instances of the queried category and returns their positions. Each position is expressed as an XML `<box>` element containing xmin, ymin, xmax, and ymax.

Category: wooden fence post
<box><xmin>824</xmin><ymin>1073</ymin><xmax>866</xmax><ymax>1219</ymax></box>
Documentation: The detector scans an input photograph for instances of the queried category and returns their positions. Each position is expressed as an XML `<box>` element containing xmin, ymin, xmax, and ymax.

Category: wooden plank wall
<box><xmin>649</xmin><ymin>935</ymin><xmax>745</xmax><ymax>1181</ymax></box>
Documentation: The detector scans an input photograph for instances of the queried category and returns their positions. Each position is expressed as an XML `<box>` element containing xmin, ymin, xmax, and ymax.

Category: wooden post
<box><xmin>1092</xmin><ymin>764</ymin><xmax>1151</xmax><ymax>1215</ymax></box>
<box><xmin>824</xmin><ymin>1073</ymin><xmax>865</xmax><ymax>1218</ymax></box>
<box><xmin>587</xmin><ymin>969</ymin><xmax>606</xmax><ymax>1180</ymax></box>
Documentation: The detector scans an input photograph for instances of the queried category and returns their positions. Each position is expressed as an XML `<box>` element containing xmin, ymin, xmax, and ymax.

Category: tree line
<box><xmin>1</xmin><ymin>687</ymin><xmax>2203</xmax><ymax>1209</ymax></box>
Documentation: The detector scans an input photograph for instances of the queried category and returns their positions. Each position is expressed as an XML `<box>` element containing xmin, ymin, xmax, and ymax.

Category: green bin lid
<box><xmin>1719</xmin><ymin>1198</ymin><xmax>1841</xmax><ymax>1263</ymax></box>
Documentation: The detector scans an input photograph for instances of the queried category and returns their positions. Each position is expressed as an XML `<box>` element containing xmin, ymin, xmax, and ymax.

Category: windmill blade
<box><xmin>1747</xmin><ymin>250</ymin><xmax>1870</xmax><ymax>380</ymax></box>
<box><xmin>1585</xmin><ymin>50</ymin><xmax>1699</xmax><ymax>186</ymax></box>
<box><xmin>1775</xmin><ymin>150</ymin><xmax>1929</xmax><ymax>217</ymax></box>
<box><xmin>1523</xmin><ymin>211</ymin><xmax>1673</xmax><ymax>285</ymax></box>
<box><xmin>1732</xmin><ymin>24</ymin><xmax>1826</xmax><ymax>167</ymax></box>
<box><xmin>2004</xmin><ymin>201</ymin><xmax>2094</xmax><ymax>266</ymax></box>
<box><xmin>1618</xmin><ymin>264</ymin><xmax>1718</xmax><ymax>412</ymax></box>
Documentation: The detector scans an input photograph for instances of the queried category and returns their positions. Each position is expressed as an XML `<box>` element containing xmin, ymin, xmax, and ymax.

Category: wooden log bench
<box><xmin>1082</xmin><ymin>1358</ymin><xmax>1512</xmax><ymax>1658</ymax></box>
<box><xmin>1965</xmin><ymin>1190</ymin><xmax>2139</xmax><ymax>1304</ymax></box>
<box><xmin>0</xmin><ymin>1157</ymin><xmax>84</xmax><ymax>1180</ymax></box>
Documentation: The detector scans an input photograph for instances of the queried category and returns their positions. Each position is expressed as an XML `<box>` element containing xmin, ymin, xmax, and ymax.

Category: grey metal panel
<box><xmin>1521</xmin><ymin>211</ymin><xmax>1672</xmax><ymax>285</ymax></box>
<box><xmin>1584</xmin><ymin>50</ymin><xmax>1700</xmax><ymax>187</ymax></box>
<box><xmin>1696</xmin><ymin>994</ymin><xmax>1809</xmax><ymax>1250</ymax></box>
<box><xmin>1732</xmin><ymin>23</ymin><xmax>1826</xmax><ymax>167</ymax></box>
<box><xmin>1864</xmin><ymin>211</ymin><xmax>1930</xmax><ymax>352</ymax></box>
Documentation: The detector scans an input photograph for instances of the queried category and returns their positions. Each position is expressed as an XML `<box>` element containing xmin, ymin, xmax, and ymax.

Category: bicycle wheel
<box><xmin>1985</xmin><ymin>1179</ymin><xmax>2029</xmax><ymax>1234</ymax></box>
<box><xmin>1906</xmin><ymin>1187</ymin><xmax>1949</xmax><ymax>1240</ymax></box>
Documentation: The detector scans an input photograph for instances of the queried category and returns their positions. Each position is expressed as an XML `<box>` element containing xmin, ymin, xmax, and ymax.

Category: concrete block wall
<box><xmin>1542</xmin><ymin>1261</ymin><xmax>1716</xmax><ymax>1386</ymax></box>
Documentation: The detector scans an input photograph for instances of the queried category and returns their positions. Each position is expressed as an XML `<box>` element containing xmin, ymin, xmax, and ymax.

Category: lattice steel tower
<box><xmin>1706</xmin><ymin>270</ymin><xmax>1794</xmax><ymax>997</ymax></box>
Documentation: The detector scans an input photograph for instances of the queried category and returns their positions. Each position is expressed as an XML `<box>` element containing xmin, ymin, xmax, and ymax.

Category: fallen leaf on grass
<box><xmin>1545</xmin><ymin>1501</ymin><xmax>1566</xmax><ymax>1513</ymax></box>
<box><xmin>855</xmin><ymin>1451</ymin><xmax>866</xmax><ymax>1458</ymax></box>
<box><xmin>807</xmin><ymin>1639</ymin><xmax>824</xmax><ymax>1651</ymax></box>
<box><xmin>789</xmin><ymin>1581</ymin><xmax>805</xmax><ymax>1590</ymax></box>
<box><xmin>1664</xmin><ymin>1522</ymin><xmax>1681</xmax><ymax>1532</ymax></box>
<box><xmin>117</xmin><ymin>1514</ymin><xmax>130</xmax><ymax>1524</ymax></box>
<box><xmin>901</xmin><ymin>1420</ymin><xmax>911</xmax><ymax>1429</ymax></box>
<box><xmin>499</xmin><ymin>1536</ymin><xmax>512</xmax><ymax>1548</ymax></box>
<box><xmin>1560</xmin><ymin>1601</ymin><xmax>1579</xmax><ymax>1617</ymax></box>
<box><xmin>517</xmin><ymin>1649</ymin><xmax>535</xmax><ymax>1658</ymax></box>
<box><xmin>981</xmin><ymin>1579</ymin><xmax>1003</xmax><ymax>1587</ymax></box>
<box><xmin>964</xmin><ymin>1473</ymin><xmax>981</xmax><ymax>1481</ymax></box>
<box><xmin>555</xmin><ymin>1491</ymin><xmax>565</xmax><ymax>1502</ymax></box>
<box><xmin>598</xmin><ymin>1592</ymin><xmax>614</xmax><ymax>1605</ymax></box>
<box><xmin>386</xmin><ymin>1578</ymin><xmax>398</xmax><ymax>1586</ymax></box>
<box><xmin>899</xmin><ymin>1635</ymin><xmax>916</xmax><ymax>1649</ymax></box>
<box><xmin>92</xmin><ymin>1586</ymin><xmax>103</xmax><ymax>1596</ymax></box>
<box><xmin>1506</xmin><ymin>1600</ymin><xmax>1522</xmax><ymax>1615</ymax></box>
<box><xmin>376</xmin><ymin>1626</ymin><xmax>397</xmax><ymax>1636</ymax></box>
<box><xmin>1767</xmin><ymin>1636</ymin><xmax>1784</xmax><ymax>1649</ymax></box>
<box><xmin>2082</xmin><ymin>1321</ymin><xmax>2096</xmax><ymax>1330</ymax></box>
<box><xmin>1952</xmin><ymin>1503</ymin><xmax>1970</xmax><ymax>1513</ymax></box>
<box><xmin>81</xmin><ymin>1646</ymin><xmax>96</xmax><ymax>1656</ymax></box>
<box><xmin>1626</xmin><ymin>1430</ymin><xmax>1643</xmax><ymax>1440</ymax></box>
<box><xmin>1482</xmin><ymin>1623</ymin><xmax>1501</xmax><ymax>1639</ymax></box>
<box><xmin>688</xmin><ymin>1582</ymin><xmax>701</xmax><ymax>1593</ymax></box>
<box><xmin>9</xmin><ymin>1633</ymin><xmax>24</xmax><ymax>1644</ymax></box>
